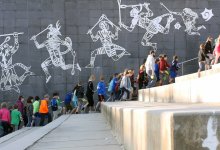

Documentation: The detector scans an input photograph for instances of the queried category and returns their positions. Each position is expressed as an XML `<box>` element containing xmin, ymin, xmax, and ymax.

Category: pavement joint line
<box><xmin>37</xmin><ymin>137</ymin><xmax>115</xmax><ymax>143</ymax></box>
<box><xmin>31</xmin><ymin>143</ymin><xmax>122</xmax><ymax>149</ymax></box>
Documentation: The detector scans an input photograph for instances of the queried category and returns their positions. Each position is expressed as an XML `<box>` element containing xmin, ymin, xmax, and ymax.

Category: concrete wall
<box><xmin>102</xmin><ymin>102</ymin><xmax>220</xmax><ymax>150</ymax></box>
<box><xmin>0</xmin><ymin>0</ymin><xmax>219</xmax><ymax>101</ymax></box>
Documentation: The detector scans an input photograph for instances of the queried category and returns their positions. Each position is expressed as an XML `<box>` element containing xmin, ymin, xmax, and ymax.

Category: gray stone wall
<box><xmin>0</xmin><ymin>0</ymin><xmax>219</xmax><ymax>101</ymax></box>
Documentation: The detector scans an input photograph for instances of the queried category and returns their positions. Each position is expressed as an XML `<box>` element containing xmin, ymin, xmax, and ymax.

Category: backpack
<box><xmin>51</xmin><ymin>98</ymin><xmax>58</xmax><ymax>111</ymax></box>
<box><xmin>76</xmin><ymin>86</ymin><xmax>84</xmax><ymax>98</ymax></box>
<box><xmin>108</xmin><ymin>79</ymin><xmax>114</xmax><ymax>92</ymax></box>
<box><xmin>65</xmin><ymin>92</ymin><xmax>73</xmax><ymax>104</ymax></box>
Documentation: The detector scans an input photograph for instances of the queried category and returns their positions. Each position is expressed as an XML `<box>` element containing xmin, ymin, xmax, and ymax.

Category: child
<box><xmin>169</xmin><ymin>55</ymin><xmax>180</xmax><ymax>83</ymax></box>
<box><xmin>11</xmin><ymin>104</ymin><xmax>22</xmax><ymax>131</ymax></box>
<box><xmin>51</xmin><ymin>92</ymin><xmax>59</xmax><ymax>120</ymax></box>
<box><xmin>96</xmin><ymin>76</ymin><xmax>106</xmax><ymax>112</ymax></box>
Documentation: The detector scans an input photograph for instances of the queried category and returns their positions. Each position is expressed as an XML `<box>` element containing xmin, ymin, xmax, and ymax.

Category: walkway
<box><xmin>28</xmin><ymin>113</ymin><xmax>123</xmax><ymax>150</ymax></box>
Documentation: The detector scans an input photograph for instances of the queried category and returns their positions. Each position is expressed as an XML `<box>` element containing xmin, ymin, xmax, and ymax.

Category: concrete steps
<box><xmin>175</xmin><ymin>63</ymin><xmax>220</xmax><ymax>83</ymax></box>
<box><xmin>139</xmin><ymin>63</ymin><xmax>220</xmax><ymax>103</ymax></box>
<box><xmin>101</xmin><ymin>101</ymin><xmax>220</xmax><ymax>150</ymax></box>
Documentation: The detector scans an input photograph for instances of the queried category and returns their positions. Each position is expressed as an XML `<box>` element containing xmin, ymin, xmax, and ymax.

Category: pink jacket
<box><xmin>0</xmin><ymin>108</ymin><xmax>10</xmax><ymax>123</ymax></box>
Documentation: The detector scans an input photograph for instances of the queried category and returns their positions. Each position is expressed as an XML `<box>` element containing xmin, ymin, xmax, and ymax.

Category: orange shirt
<box><xmin>39</xmin><ymin>99</ymin><xmax>49</xmax><ymax>113</ymax></box>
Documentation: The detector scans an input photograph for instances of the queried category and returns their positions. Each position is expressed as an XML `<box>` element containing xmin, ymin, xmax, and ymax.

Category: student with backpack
<box><xmin>96</xmin><ymin>76</ymin><xmax>106</xmax><ymax>112</ymax></box>
<box><xmin>64</xmin><ymin>92</ymin><xmax>73</xmax><ymax>114</ymax></box>
<box><xmin>51</xmin><ymin>92</ymin><xmax>59</xmax><ymax>121</ymax></box>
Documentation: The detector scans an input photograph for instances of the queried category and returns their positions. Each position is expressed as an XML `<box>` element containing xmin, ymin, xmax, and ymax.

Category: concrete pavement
<box><xmin>28</xmin><ymin>113</ymin><xmax>123</xmax><ymax>150</ymax></box>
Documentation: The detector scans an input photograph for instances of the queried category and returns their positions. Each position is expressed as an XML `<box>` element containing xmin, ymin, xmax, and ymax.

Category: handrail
<box><xmin>178</xmin><ymin>57</ymin><xmax>199</xmax><ymax>76</ymax></box>
<box><xmin>178</xmin><ymin>57</ymin><xmax>198</xmax><ymax>65</ymax></box>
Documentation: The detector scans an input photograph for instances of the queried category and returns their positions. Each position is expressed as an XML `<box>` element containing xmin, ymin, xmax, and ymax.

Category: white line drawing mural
<box><xmin>118</xmin><ymin>1</ymin><xmax>175</xmax><ymax>51</ymax></box>
<box><xmin>86</xmin><ymin>14</ymin><xmax>130</xmax><ymax>68</ymax></box>
<box><xmin>174</xmin><ymin>22</ymin><xmax>181</xmax><ymax>30</ymax></box>
<box><xmin>202</xmin><ymin>112</ymin><xmax>219</xmax><ymax>150</ymax></box>
<box><xmin>201</xmin><ymin>8</ymin><xmax>214</xmax><ymax>22</ymax></box>
<box><xmin>0</xmin><ymin>32</ymin><xmax>34</xmax><ymax>93</ymax></box>
<box><xmin>30</xmin><ymin>21</ymin><xmax>81</xmax><ymax>83</ymax></box>
<box><xmin>160</xmin><ymin>3</ymin><xmax>206</xmax><ymax>36</ymax></box>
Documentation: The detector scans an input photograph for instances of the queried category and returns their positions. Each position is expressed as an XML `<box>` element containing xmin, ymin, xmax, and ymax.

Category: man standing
<box><xmin>145</xmin><ymin>50</ymin><xmax>156</xmax><ymax>88</ymax></box>
<box><xmin>39</xmin><ymin>94</ymin><xmax>51</xmax><ymax>126</ymax></box>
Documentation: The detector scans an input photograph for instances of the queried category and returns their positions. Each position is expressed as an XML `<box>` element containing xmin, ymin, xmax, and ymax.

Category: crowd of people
<box><xmin>0</xmin><ymin>35</ymin><xmax>220</xmax><ymax>138</ymax></box>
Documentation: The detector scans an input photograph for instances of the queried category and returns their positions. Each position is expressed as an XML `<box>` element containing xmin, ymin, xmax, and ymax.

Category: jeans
<box><xmin>26</xmin><ymin>115</ymin><xmax>33</xmax><ymax>127</ymax></box>
<box><xmin>146</xmin><ymin>70</ymin><xmax>156</xmax><ymax>88</ymax></box>
<box><xmin>39</xmin><ymin>113</ymin><xmax>52</xmax><ymax>126</ymax></box>
<box><xmin>118</xmin><ymin>87</ymin><xmax>130</xmax><ymax>100</ymax></box>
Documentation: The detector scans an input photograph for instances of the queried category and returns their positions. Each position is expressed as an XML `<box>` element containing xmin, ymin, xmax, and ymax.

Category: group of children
<box><xmin>138</xmin><ymin>50</ymin><xmax>180</xmax><ymax>89</ymax></box>
<box><xmin>0</xmin><ymin>94</ymin><xmax>64</xmax><ymax>137</ymax></box>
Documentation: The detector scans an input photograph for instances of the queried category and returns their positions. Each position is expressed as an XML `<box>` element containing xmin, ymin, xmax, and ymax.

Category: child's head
<box><xmin>53</xmin><ymin>92</ymin><xmax>59</xmax><ymax>99</ymax></box>
<box><xmin>35</xmin><ymin>96</ymin><xmax>40</xmax><ymax>101</ymax></box>
<box><xmin>164</xmin><ymin>55</ymin><xmax>168</xmax><ymax>61</ymax></box>
<box><xmin>200</xmin><ymin>43</ymin><xmax>205</xmax><ymax>51</ymax></box>
<box><xmin>155</xmin><ymin>58</ymin><xmax>160</xmax><ymax>64</ymax></box>
<box><xmin>14</xmin><ymin>104</ymin><xmax>18</xmax><ymax>109</ymax></box>
<box><xmin>159</xmin><ymin>54</ymin><xmax>164</xmax><ymax>60</ymax></box>
<box><xmin>100</xmin><ymin>75</ymin><xmax>104</xmax><ymax>81</ymax></box>
<box><xmin>44</xmin><ymin>94</ymin><xmax>50</xmax><ymax>101</ymax></box>
<box><xmin>1</xmin><ymin>102</ymin><xmax>7</xmax><ymax>109</ymax></box>
<box><xmin>173</xmin><ymin>55</ymin><xmax>178</xmax><ymax>61</ymax></box>
<box><xmin>18</xmin><ymin>95</ymin><xmax>24</xmax><ymax>102</ymax></box>
<box><xmin>27</xmin><ymin>96</ymin><xmax>34</xmax><ymax>103</ymax></box>
<box><xmin>89</xmin><ymin>75</ymin><xmax>96</xmax><ymax>81</ymax></box>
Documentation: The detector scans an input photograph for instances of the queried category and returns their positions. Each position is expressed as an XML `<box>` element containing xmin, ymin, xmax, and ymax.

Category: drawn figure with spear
<box><xmin>31</xmin><ymin>20</ymin><xmax>81</xmax><ymax>83</ymax></box>
<box><xmin>86</xmin><ymin>14</ymin><xmax>130</xmax><ymax>68</ymax></box>
<box><xmin>160</xmin><ymin>2</ymin><xmax>206</xmax><ymax>36</ymax></box>
<box><xmin>118</xmin><ymin>0</ymin><xmax>175</xmax><ymax>50</ymax></box>
<box><xmin>0</xmin><ymin>32</ymin><xmax>34</xmax><ymax>93</ymax></box>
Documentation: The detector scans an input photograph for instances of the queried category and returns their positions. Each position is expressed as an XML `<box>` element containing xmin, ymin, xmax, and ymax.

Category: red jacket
<box><xmin>159</xmin><ymin>58</ymin><xmax>170</xmax><ymax>71</ymax></box>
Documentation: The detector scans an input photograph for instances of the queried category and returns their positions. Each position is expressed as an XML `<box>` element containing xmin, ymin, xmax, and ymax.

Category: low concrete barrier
<box><xmin>139</xmin><ymin>64</ymin><xmax>220</xmax><ymax>103</ymax></box>
<box><xmin>102</xmin><ymin>102</ymin><xmax>220</xmax><ymax>150</ymax></box>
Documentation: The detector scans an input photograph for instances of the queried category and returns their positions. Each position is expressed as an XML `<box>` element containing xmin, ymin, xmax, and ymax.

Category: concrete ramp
<box><xmin>102</xmin><ymin>101</ymin><xmax>220</xmax><ymax>150</ymax></box>
<box><xmin>0</xmin><ymin>114</ymin><xmax>122</xmax><ymax>150</ymax></box>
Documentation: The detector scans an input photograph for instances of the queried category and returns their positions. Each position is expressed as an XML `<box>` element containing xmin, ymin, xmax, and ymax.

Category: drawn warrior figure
<box><xmin>160</xmin><ymin>3</ymin><xmax>206</xmax><ymax>36</ymax></box>
<box><xmin>86</xmin><ymin>14</ymin><xmax>130</xmax><ymax>68</ymax></box>
<box><xmin>31</xmin><ymin>21</ymin><xmax>81</xmax><ymax>83</ymax></box>
<box><xmin>118</xmin><ymin>2</ymin><xmax>175</xmax><ymax>50</ymax></box>
<box><xmin>0</xmin><ymin>32</ymin><xmax>34</xmax><ymax>93</ymax></box>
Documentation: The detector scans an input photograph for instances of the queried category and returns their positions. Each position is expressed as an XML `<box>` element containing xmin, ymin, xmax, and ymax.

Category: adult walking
<box><xmin>145</xmin><ymin>50</ymin><xmax>156</xmax><ymax>88</ymax></box>
<box><xmin>86</xmin><ymin>75</ymin><xmax>95</xmax><ymax>112</ymax></box>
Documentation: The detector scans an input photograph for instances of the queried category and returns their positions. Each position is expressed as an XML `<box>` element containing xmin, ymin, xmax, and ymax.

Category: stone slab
<box><xmin>102</xmin><ymin>102</ymin><xmax>220</xmax><ymax>150</ymax></box>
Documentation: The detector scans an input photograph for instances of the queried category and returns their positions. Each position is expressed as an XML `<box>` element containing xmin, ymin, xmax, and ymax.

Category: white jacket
<box><xmin>145</xmin><ymin>55</ymin><xmax>155</xmax><ymax>71</ymax></box>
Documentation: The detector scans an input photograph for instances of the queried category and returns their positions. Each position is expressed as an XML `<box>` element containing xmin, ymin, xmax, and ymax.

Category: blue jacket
<box><xmin>97</xmin><ymin>81</ymin><xmax>106</xmax><ymax>96</ymax></box>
